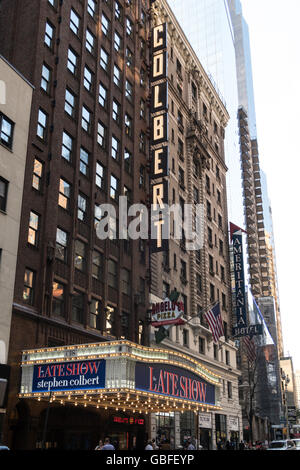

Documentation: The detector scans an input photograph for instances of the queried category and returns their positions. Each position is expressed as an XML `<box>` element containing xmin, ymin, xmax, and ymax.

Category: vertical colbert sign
<box><xmin>232</xmin><ymin>232</ymin><xmax>247</xmax><ymax>334</ymax></box>
<box><xmin>150</xmin><ymin>22</ymin><xmax>169</xmax><ymax>253</ymax></box>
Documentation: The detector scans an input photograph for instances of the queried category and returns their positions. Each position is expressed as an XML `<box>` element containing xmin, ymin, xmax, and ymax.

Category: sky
<box><xmin>241</xmin><ymin>0</ymin><xmax>300</xmax><ymax>371</ymax></box>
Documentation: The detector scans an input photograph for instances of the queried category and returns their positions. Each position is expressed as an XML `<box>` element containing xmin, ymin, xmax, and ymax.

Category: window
<box><xmin>114</xmin><ymin>31</ymin><xmax>122</xmax><ymax>52</ymax></box>
<box><xmin>125</xmin><ymin>113</ymin><xmax>132</xmax><ymax>138</ymax></box>
<box><xmin>180</xmin><ymin>260</ymin><xmax>187</xmax><ymax>281</ymax></box>
<box><xmin>183</xmin><ymin>329</ymin><xmax>189</xmax><ymax>347</ymax></box>
<box><xmin>222</xmin><ymin>292</ymin><xmax>227</xmax><ymax>310</ymax></box>
<box><xmin>81</xmin><ymin>106</ymin><xmax>91</xmax><ymax>133</ymax></box>
<box><xmin>52</xmin><ymin>281</ymin><xmax>65</xmax><ymax>316</ymax></box>
<box><xmin>97</xmin><ymin>121</ymin><xmax>107</xmax><ymax>149</ymax></box>
<box><xmin>65</xmin><ymin>89</ymin><xmax>76</xmax><ymax>117</ymax></box>
<box><xmin>139</xmin><ymin>165</ymin><xmax>145</xmax><ymax>188</ymax></box>
<box><xmin>108</xmin><ymin>259</ymin><xmax>117</xmax><ymax>288</ymax></box>
<box><xmin>74</xmin><ymin>240</ymin><xmax>86</xmax><ymax>271</ymax></box>
<box><xmin>140</xmin><ymin>67</ymin><xmax>146</xmax><ymax>87</ymax></box>
<box><xmin>179</xmin><ymin>167</ymin><xmax>185</xmax><ymax>188</ymax></box>
<box><xmin>79</xmin><ymin>147</ymin><xmax>89</xmax><ymax>176</ymax></box>
<box><xmin>140</xmin><ymin>38</ymin><xmax>146</xmax><ymax>58</ymax></box>
<box><xmin>221</xmin><ymin>265</ymin><xmax>225</xmax><ymax>282</ymax></box>
<box><xmin>28</xmin><ymin>211</ymin><xmax>40</xmax><ymax>246</ymax></box>
<box><xmin>100</xmin><ymin>48</ymin><xmax>109</xmax><ymax>71</ymax></box>
<box><xmin>162</xmin><ymin>282</ymin><xmax>169</xmax><ymax>299</ymax></box>
<box><xmin>105</xmin><ymin>305</ymin><xmax>115</xmax><ymax>334</ymax></box>
<box><xmin>72</xmin><ymin>291</ymin><xmax>84</xmax><ymax>323</ymax></box>
<box><xmin>139</xmin><ymin>131</ymin><xmax>146</xmax><ymax>153</ymax></box>
<box><xmin>0</xmin><ymin>113</ymin><xmax>14</xmax><ymax>149</ymax></box>
<box><xmin>210</xmin><ymin>283</ymin><xmax>215</xmax><ymax>303</ymax></box>
<box><xmin>96</xmin><ymin>162</ymin><xmax>105</xmax><ymax>189</ymax></box>
<box><xmin>208</xmin><ymin>227</ymin><xmax>213</xmax><ymax>246</ymax></box>
<box><xmin>83</xmin><ymin>66</ymin><xmax>93</xmax><ymax>92</ymax></box>
<box><xmin>99</xmin><ymin>83</ymin><xmax>108</xmax><ymax>109</ymax></box>
<box><xmin>121</xmin><ymin>311</ymin><xmax>129</xmax><ymax>339</ymax></box>
<box><xmin>126</xmin><ymin>17</ymin><xmax>133</xmax><ymax>37</ymax></box>
<box><xmin>94</xmin><ymin>204</ymin><xmax>102</xmax><ymax>229</ymax></box>
<box><xmin>32</xmin><ymin>159</ymin><xmax>43</xmax><ymax>191</ymax></box>
<box><xmin>56</xmin><ymin>227</ymin><xmax>68</xmax><ymax>261</ymax></box>
<box><xmin>113</xmin><ymin>64</ymin><xmax>121</xmax><ymax>87</ymax></box>
<box><xmin>124</xmin><ymin>148</ymin><xmax>132</xmax><ymax>174</ymax></box>
<box><xmin>125</xmin><ymin>80</ymin><xmax>133</xmax><ymax>102</ymax></box>
<box><xmin>219</xmin><ymin>239</ymin><xmax>224</xmax><ymax>256</ymax></box>
<box><xmin>111</xmin><ymin>135</ymin><xmax>120</xmax><ymax>160</ymax></box>
<box><xmin>225</xmin><ymin>350</ymin><xmax>230</xmax><ymax>366</ymax></box>
<box><xmin>227</xmin><ymin>381</ymin><xmax>233</xmax><ymax>399</ymax></box>
<box><xmin>121</xmin><ymin>268</ymin><xmax>131</xmax><ymax>295</ymax></box>
<box><xmin>87</xmin><ymin>0</ymin><xmax>96</xmax><ymax>17</ymax></box>
<box><xmin>218</xmin><ymin>214</ymin><xmax>223</xmax><ymax>230</ymax></box>
<box><xmin>209</xmin><ymin>255</ymin><xmax>214</xmax><ymax>274</ymax></box>
<box><xmin>90</xmin><ymin>299</ymin><xmax>101</xmax><ymax>329</ymax></box>
<box><xmin>125</xmin><ymin>47</ymin><xmax>133</xmax><ymax>69</ymax></box>
<box><xmin>70</xmin><ymin>9</ymin><xmax>80</xmax><ymax>36</ymax></box>
<box><xmin>176</xmin><ymin>59</ymin><xmax>182</xmax><ymax>77</ymax></box>
<box><xmin>110</xmin><ymin>174</ymin><xmax>118</xmax><ymax>200</ymax></box>
<box><xmin>101</xmin><ymin>13</ymin><xmax>110</xmax><ymax>36</ymax></box>
<box><xmin>23</xmin><ymin>269</ymin><xmax>35</xmax><ymax>305</ymax></box>
<box><xmin>67</xmin><ymin>48</ymin><xmax>78</xmax><ymax>75</ymax></box>
<box><xmin>115</xmin><ymin>1</ymin><xmax>122</xmax><ymax>21</ymax></box>
<box><xmin>37</xmin><ymin>109</ymin><xmax>48</xmax><ymax>140</ymax></box>
<box><xmin>140</xmin><ymin>99</ymin><xmax>146</xmax><ymax>119</ymax></box>
<box><xmin>112</xmin><ymin>99</ymin><xmax>121</xmax><ymax>123</ymax></box>
<box><xmin>58</xmin><ymin>178</ymin><xmax>71</xmax><ymax>210</ymax></box>
<box><xmin>213</xmin><ymin>344</ymin><xmax>218</xmax><ymax>360</ymax></box>
<box><xmin>92</xmin><ymin>250</ymin><xmax>103</xmax><ymax>280</ymax></box>
<box><xmin>196</xmin><ymin>273</ymin><xmax>202</xmax><ymax>295</ymax></box>
<box><xmin>41</xmin><ymin>63</ymin><xmax>51</xmax><ymax>93</ymax></box>
<box><xmin>178</xmin><ymin>138</ymin><xmax>184</xmax><ymax>160</ymax></box>
<box><xmin>44</xmin><ymin>21</ymin><xmax>54</xmax><ymax>48</ymax></box>
<box><xmin>199</xmin><ymin>337</ymin><xmax>205</xmax><ymax>354</ymax></box>
<box><xmin>86</xmin><ymin>29</ymin><xmax>95</xmax><ymax>54</ymax></box>
<box><xmin>62</xmin><ymin>131</ymin><xmax>73</xmax><ymax>162</ymax></box>
<box><xmin>78</xmin><ymin>193</ymin><xmax>87</xmax><ymax>221</ymax></box>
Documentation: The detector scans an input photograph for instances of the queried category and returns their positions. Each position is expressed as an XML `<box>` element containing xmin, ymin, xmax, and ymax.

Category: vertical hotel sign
<box><xmin>232</xmin><ymin>231</ymin><xmax>247</xmax><ymax>335</ymax></box>
<box><xmin>150</xmin><ymin>22</ymin><xmax>169</xmax><ymax>253</ymax></box>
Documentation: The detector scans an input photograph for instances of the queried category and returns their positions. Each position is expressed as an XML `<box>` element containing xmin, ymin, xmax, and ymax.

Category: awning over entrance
<box><xmin>19</xmin><ymin>341</ymin><xmax>222</xmax><ymax>414</ymax></box>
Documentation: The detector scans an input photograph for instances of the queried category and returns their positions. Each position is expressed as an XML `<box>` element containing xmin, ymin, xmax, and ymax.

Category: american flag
<box><xmin>243</xmin><ymin>336</ymin><xmax>256</xmax><ymax>362</ymax></box>
<box><xmin>204</xmin><ymin>303</ymin><xmax>224</xmax><ymax>344</ymax></box>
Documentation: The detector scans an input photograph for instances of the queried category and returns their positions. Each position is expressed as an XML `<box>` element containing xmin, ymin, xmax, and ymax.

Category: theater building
<box><xmin>0</xmin><ymin>0</ymin><xmax>242</xmax><ymax>450</ymax></box>
<box><xmin>0</xmin><ymin>0</ymin><xmax>151</xmax><ymax>449</ymax></box>
<box><xmin>148</xmin><ymin>0</ymin><xmax>242</xmax><ymax>449</ymax></box>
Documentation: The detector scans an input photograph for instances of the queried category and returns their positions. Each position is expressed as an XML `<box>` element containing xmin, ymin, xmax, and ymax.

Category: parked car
<box><xmin>267</xmin><ymin>440</ymin><xmax>296</xmax><ymax>450</ymax></box>
<box><xmin>292</xmin><ymin>439</ymin><xmax>300</xmax><ymax>450</ymax></box>
<box><xmin>0</xmin><ymin>445</ymin><xmax>9</xmax><ymax>451</ymax></box>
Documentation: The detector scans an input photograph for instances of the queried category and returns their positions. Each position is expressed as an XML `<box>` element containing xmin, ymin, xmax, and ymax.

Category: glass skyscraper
<box><xmin>167</xmin><ymin>0</ymin><xmax>244</xmax><ymax>229</ymax></box>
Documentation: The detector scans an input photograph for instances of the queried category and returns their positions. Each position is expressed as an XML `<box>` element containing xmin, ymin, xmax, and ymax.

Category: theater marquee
<box><xmin>19</xmin><ymin>341</ymin><xmax>221</xmax><ymax>414</ymax></box>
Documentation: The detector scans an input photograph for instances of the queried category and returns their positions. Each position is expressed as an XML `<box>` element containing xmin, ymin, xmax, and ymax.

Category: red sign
<box><xmin>151</xmin><ymin>298</ymin><xmax>185</xmax><ymax>327</ymax></box>
<box><xmin>113</xmin><ymin>416</ymin><xmax>144</xmax><ymax>425</ymax></box>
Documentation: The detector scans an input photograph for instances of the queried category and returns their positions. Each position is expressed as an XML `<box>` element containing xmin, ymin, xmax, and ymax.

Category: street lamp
<box><xmin>281</xmin><ymin>371</ymin><xmax>290</xmax><ymax>439</ymax></box>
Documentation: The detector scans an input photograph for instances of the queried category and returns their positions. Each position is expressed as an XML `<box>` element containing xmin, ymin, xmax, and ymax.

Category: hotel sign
<box><xmin>150</xmin><ymin>22</ymin><xmax>169</xmax><ymax>253</ymax></box>
<box><xmin>232</xmin><ymin>232</ymin><xmax>247</xmax><ymax>331</ymax></box>
<box><xmin>135</xmin><ymin>363</ymin><xmax>216</xmax><ymax>406</ymax></box>
<box><xmin>231</xmin><ymin>231</ymin><xmax>262</xmax><ymax>338</ymax></box>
